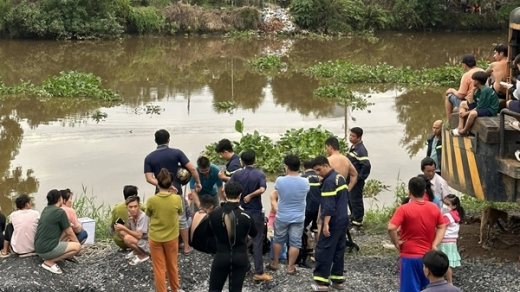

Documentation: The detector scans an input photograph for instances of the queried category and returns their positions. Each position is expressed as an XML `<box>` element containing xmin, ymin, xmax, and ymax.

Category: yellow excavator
<box><xmin>443</xmin><ymin>7</ymin><xmax>520</xmax><ymax>202</ymax></box>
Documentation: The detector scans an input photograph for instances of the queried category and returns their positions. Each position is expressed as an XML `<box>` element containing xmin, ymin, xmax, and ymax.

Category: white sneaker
<box><xmin>515</xmin><ymin>150</ymin><xmax>520</xmax><ymax>162</ymax></box>
<box><xmin>451</xmin><ymin>129</ymin><xmax>461</xmax><ymax>136</ymax></box>
<box><xmin>510</xmin><ymin>121</ymin><xmax>520</xmax><ymax>131</ymax></box>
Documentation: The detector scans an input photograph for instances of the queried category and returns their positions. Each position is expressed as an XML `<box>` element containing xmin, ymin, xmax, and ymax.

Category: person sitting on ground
<box><xmin>114</xmin><ymin>195</ymin><xmax>150</xmax><ymax>265</ymax></box>
<box><xmin>109</xmin><ymin>185</ymin><xmax>145</xmax><ymax>250</ymax></box>
<box><xmin>60</xmin><ymin>189</ymin><xmax>88</xmax><ymax>244</ymax></box>
<box><xmin>189</xmin><ymin>194</ymin><xmax>217</xmax><ymax>254</ymax></box>
<box><xmin>189</xmin><ymin>156</ymin><xmax>224</xmax><ymax>213</ymax></box>
<box><xmin>452</xmin><ymin>71</ymin><xmax>499</xmax><ymax>136</ymax></box>
<box><xmin>34</xmin><ymin>189</ymin><xmax>82</xmax><ymax>274</ymax></box>
<box><xmin>422</xmin><ymin>250</ymin><xmax>462</xmax><ymax>292</ymax></box>
<box><xmin>0</xmin><ymin>194</ymin><xmax>39</xmax><ymax>258</ymax></box>
<box><xmin>445</xmin><ymin>54</ymin><xmax>483</xmax><ymax>120</ymax></box>
<box><xmin>207</xmin><ymin>181</ymin><xmax>259</xmax><ymax>292</ymax></box>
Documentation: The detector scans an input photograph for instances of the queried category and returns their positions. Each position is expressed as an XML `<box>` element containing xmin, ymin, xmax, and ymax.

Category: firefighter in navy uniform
<box><xmin>346</xmin><ymin>127</ymin><xmax>371</xmax><ymax>232</ymax></box>
<box><xmin>310</xmin><ymin>156</ymin><xmax>349</xmax><ymax>291</ymax></box>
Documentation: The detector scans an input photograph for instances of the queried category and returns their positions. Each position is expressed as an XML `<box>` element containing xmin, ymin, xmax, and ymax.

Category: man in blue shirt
<box><xmin>215</xmin><ymin>139</ymin><xmax>242</xmax><ymax>182</ymax></box>
<box><xmin>267</xmin><ymin>154</ymin><xmax>309</xmax><ymax>275</ymax></box>
<box><xmin>228</xmin><ymin>150</ymin><xmax>272</xmax><ymax>282</ymax></box>
<box><xmin>189</xmin><ymin>156</ymin><xmax>224</xmax><ymax>212</ymax></box>
<box><xmin>144</xmin><ymin>129</ymin><xmax>201</xmax><ymax>255</ymax></box>
<box><xmin>311</xmin><ymin>155</ymin><xmax>348</xmax><ymax>291</ymax></box>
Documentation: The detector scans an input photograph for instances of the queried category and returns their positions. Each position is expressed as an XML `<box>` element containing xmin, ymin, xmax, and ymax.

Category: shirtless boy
<box><xmin>486</xmin><ymin>44</ymin><xmax>508</xmax><ymax>108</ymax></box>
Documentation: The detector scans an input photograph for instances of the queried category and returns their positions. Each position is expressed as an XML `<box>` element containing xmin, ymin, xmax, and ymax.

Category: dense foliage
<box><xmin>0</xmin><ymin>0</ymin><xmax>516</xmax><ymax>38</ymax></box>
<box><xmin>203</xmin><ymin>121</ymin><xmax>347</xmax><ymax>173</ymax></box>
<box><xmin>0</xmin><ymin>71</ymin><xmax>120</xmax><ymax>101</ymax></box>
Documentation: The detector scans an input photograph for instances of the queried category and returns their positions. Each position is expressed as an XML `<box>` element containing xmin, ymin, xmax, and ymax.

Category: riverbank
<box><xmin>0</xmin><ymin>1</ymin><xmax>516</xmax><ymax>39</ymax></box>
<box><xmin>1</xmin><ymin>233</ymin><xmax>519</xmax><ymax>292</ymax></box>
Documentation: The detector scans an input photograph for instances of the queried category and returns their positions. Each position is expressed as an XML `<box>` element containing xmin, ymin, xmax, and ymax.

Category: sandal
<box><xmin>266</xmin><ymin>262</ymin><xmax>279</xmax><ymax>271</ymax></box>
<box><xmin>330</xmin><ymin>282</ymin><xmax>345</xmax><ymax>290</ymax></box>
<box><xmin>0</xmin><ymin>251</ymin><xmax>11</xmax><ymax>258</ymax></box>
<box><xmin>183</xmin><ymin>247</ymin><xmax>193</xmax><ymax>256</ymax></box>
<box><xmin>310</xmin><ymin>284</ymin><xmax>328</xmax><ymax>291</ymax></box>
<box><xmin>287</xmin><ymin>266</ymin><xmax>298</xmax><ymax>275</ymax></box>
<box><xmin>129</xmin><ymin>255</ymin><xmax>150</xmax><ymax>266</ymax></box>
<box><xmin>41</xmin><ymin>263</ymin><xmax>63</xmax><ymax>274</ymax></box>
<box><xmin>124</xmin><ymin>251</ymin><xmax>135</xmax><ymax>259</ymax></box>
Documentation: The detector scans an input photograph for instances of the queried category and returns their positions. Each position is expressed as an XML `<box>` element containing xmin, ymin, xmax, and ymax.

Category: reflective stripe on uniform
<box><xmin>321</xmin><ymin>185</ymin><xmax>347</xmax><ymax>196</ymax></box>
<box><xmin>309</xmin><ymin>183</ymin><xmax>321</xmax><ymax>187</ymax></box>
<box><xmin>313</xmin><ymin>276</ymin><xmax>329</xmax><ymax>283</ymax></box>
<box><xmin>330</xmin><ymin>275</ymin><xmax>344</xmax><ymax>280</ymax></box>
<box><xmin>347</xmin><ymin>152</ymin><xmax>369</xmax><ymax>161</ymax></box>
<box><xmin>435</xmin><ymin>145</ymin><xmax>442</xmax><ymax>150</ymax></box>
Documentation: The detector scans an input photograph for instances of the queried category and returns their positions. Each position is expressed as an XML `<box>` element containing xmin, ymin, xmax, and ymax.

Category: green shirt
<box><xmin>475</xmin><ymin>85</ymin><xmax>499</xmax><ymax>116</ymax></box>
<box><xmin>110</xmin><ymin>202</ymin><xmax>146</xmax><ymax>242</ymax></box>
<box><xmin>146</xmin><ymin>192</ymin><xmax>183</xmax><ymax>242</ymax></box>
<box><xmin>34</xmin><ymin>205</ymin><xmax>71</xmax><ymax>254</ymax></box>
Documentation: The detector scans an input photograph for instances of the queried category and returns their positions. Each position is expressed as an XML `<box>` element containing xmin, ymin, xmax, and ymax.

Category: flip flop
<box><xmin>310</xmin><ymin>284</ymin><xmax>328</xmax><ymax>291</ymax></box>
<box><xmin>183</xmin><ymin>247</ymin><xmax>194</xmax><ymax>256</ymax></box>
<box><xmin>18</xmin><ymin>252</ymin><xmax>37</xmax><ymax>258</ymax></box>
<box><xmin>287</xmin><ymin>267</ymin><xmax>298</xmax><ymax>275</ymax></box>
<box><xmin>129</xmin><ymin>255</ymin><xmax>150</xmax><ymax>266</ymax></box>
<box><xmin>266</xmin><ymin>262</ymin><xmax>279</xmax><ymax>271</ymax></box>
<box><xmin>0</xmin><ymin>252</ymin><xmax>11</xmax><ymax>258</ymax></box>
<box><xmin>41</xmin><ymin>263</ymin><xmax>63</xmax><ymax>274</ymax></box>
<box><xmin>330</xmin><ymin>282</ymin><xmax>345</xmax><ymax>290</ymax></box>
<box><xmin>125</xmin><ymin>251</ymin><xmax>135</xmax><ymax>259</ymax></box>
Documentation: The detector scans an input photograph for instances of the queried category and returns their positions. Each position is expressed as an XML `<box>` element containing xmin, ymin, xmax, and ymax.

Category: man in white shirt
<box><xmin>421</xmin><ymin>157</ymin><xmax>450</xmax><ymax>201</ymax></box>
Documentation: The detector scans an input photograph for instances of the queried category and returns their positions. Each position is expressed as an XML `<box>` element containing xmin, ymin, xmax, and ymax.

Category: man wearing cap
<box><xmin>444</xmin><ymin>54</ymin><xmax>484</xmax><ymax>120</ymax></box>
<box><xmin>144</xmin><ymin>129</ymin><xmax>202</xmax><ymax>255</ymax></box>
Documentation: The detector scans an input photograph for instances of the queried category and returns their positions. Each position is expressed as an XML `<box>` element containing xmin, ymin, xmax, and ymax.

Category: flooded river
<box><xmin>0</xmin><ymin>32</ymin><xmax>505</xmax><ymax>216</ymax></box>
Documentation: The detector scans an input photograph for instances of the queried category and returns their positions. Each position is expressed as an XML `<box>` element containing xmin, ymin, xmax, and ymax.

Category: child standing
<box><xmin>437</xmin><ymin>194</ymin><xmax>465</xmax><ymax>285</ymax></box>
<box><xmin>452</xmin><ymin>71</ymin><xmax>499</xmax><ymax>136</ymax></box>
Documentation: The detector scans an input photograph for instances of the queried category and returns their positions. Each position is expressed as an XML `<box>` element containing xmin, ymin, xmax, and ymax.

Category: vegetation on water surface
<box><xmin>203</xmin><ymin>119</ymin><xmax>347</xmax><ymax>173</ymax></box>
<box><xmin>305</xmin><ymin>60</ymin><xmax>490</xmax><ymax>86</ymax></box>
<box><xmin>248</xmin><ymin>55</ymin><xmax>285</xmax><ymax>70</ymax></box>
<box><xmin>0</xmin><ymin>71</ymin><xmax>120</xmax><ymax>101</ymax></box>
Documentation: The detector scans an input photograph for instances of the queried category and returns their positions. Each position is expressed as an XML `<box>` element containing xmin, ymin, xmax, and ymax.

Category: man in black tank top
<box><xmin>207</xmin><ymin>182</ymin><xmax>258</xmax><ymax>292</ymax></box>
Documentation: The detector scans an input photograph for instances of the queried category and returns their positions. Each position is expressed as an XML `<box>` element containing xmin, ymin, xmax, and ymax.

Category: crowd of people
<box><xmin>9</xmin><ymin>50</ymin><xmax>520</xmax><ymax>289</ymax></box>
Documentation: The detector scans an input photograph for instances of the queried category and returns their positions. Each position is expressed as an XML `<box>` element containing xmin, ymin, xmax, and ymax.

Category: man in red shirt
<box><xmin>388</xmin><ymin>177</ymin><xmax>446</xmax><ymax>292</ymax></box>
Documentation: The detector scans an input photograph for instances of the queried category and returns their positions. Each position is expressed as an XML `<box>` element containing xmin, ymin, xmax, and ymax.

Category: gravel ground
<box><xmin>0</xmin><ymin>235</ymin><xmax>519</xmax><ymax>292</ymax></box>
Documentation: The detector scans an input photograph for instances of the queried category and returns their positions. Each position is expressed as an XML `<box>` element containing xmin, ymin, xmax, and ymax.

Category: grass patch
<box><xmin>73</xmin><ymin>186</ymin><xmax>112</xmax><ymax>241</ymax></box>
<box><xmin>459</xmin><ymin>195</ymin><xmax>520</xmax><ymax>217</ymax></box>
<box><xmin>363</xmin><ymin>179</ymin><xmax>407</xmax><ymax>234</ymax></box>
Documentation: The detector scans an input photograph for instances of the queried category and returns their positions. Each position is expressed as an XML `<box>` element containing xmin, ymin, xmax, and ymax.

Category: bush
<box><xmin>129</xmin><ymin>6</ymin><xmax>165</xmax><ymax>34</ymax></box>
<box><xmin>5</xmin><ymin>0</ymin><xmax>127</xmax><ymax>39</ymax></box>
<box><xmin>0</xmin><ymin>0</ymin><xmax>10</xmax><ymax>33</ymax></box>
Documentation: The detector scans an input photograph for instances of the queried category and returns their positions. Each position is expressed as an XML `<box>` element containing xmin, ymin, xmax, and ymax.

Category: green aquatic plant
<box><xmin>248</xmin><ymin>55</ymin><xmax>284</xmax><ymax>70</ymax></box>
<box><xmin>0</xmin><ymin>71</ymin><xmax>120</xmax><ymax>101</ymax></box>
<box><xmin>214</xmin><ymin>101</ymin><xmax>238</xmax><ymax>112</ymax></box>
<box><xmin>203</xmin><ymin>120</ymin><xmax>346</xmax><ymax>173</ymax></box>
<box><xmin>91</xmin><ymin>110</ymin><xmax>108</xmax><ymax>123</ymax></box>
<box><xmin>224</xmin><ymin>30</ymin><xmax>257</xmax><ymax>41</ymax></box>
<box><xmin>305</xmin><ymin>60</ymin><xmax>490</xmax><ymax>86</ymax></box>
<box><xmin>313</xmin><ymin>85</ymin><xmax>373</xmax><ymax>111</ymax></box>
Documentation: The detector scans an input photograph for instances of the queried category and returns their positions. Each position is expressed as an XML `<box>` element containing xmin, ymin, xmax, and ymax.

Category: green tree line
<box><xmin>0</xmin><ymin>0</ymin><xmax>517</xmax><ymax>39</ymax></box>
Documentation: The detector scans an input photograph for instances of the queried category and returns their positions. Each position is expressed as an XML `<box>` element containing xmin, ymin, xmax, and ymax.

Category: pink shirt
<box><xmin>10</xmin><ymin>209</ymin><xmax>40</xmax><ymax>254</ymax></box>
<box><xmin>61</xmin><ymin>206</ymin><xmax>81</xmax><ymax>229</ymax></box>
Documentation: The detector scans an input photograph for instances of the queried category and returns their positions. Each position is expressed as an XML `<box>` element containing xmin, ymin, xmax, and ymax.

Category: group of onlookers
<box><xmin>0</xmin><ymin>189</ymin><xmax>85</xmax><ymax>274</ymax></box>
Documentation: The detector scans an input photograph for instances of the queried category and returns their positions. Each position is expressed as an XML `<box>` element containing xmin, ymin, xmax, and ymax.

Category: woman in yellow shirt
<box><xmin>146</xmin><ymin>168</ymin><xmax>183</xmax><ymax>292</ymax></box>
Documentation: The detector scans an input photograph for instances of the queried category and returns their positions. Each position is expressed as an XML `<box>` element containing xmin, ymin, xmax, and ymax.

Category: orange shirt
<box><xmin>459</xmin><ymin>67</ymin><xmax>483</xmax><ymax>97</ymax></box>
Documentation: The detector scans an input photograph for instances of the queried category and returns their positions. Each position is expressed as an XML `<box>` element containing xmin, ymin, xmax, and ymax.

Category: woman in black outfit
<box><xmin>207</xmin><ymin>181</ymin><xmax>258</xmax><ymax>292</ymax></box>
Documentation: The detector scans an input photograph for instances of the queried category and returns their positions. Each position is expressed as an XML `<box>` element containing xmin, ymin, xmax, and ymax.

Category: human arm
<box><xmin>215</xmin><ymin>169</ymin><xmax>224</xmax><ymax>201</ymax></box>
<box><xmin>189</xmin><ymin>177</ymin><xmax>201</xmax><ymax>209</ymax></box>
<box><xmin>387</xmin><ymin>207</ymin><xmax>405</xmax><ymax>250</ymax></box>
<box><xmin>145</xmin><ymin>172</ymin><xmax>158</xmax><ymax>188</ymax></box>
<box><xmin>432</xmin><ymin>211</ymin><xmax>447</xmax><ymax>250</ymax></box>
<box><xmin>184</xmin><ymin>161</ymin><xmax>202</xmax><ymax>192</ymax></box>
<box><xmin>269</xmin><ymin>190</ymin><xmax>279</xmax><ymax>213</ymax></box>
<box><xmin>243</xmin><ymin>172</ymin><xmax>267</xmax><ymax>203</ymax></box>
<box><xmin>446</xmin><ymin>73</ymin><xmax>472</xmax><ymax>99</ymax></box>
<box><xmin>347</xmin><ymin>163</ymin><xmax>358</xmax><ymax>191</ymax></box>
<box><xmin>114</xmin><ymin>223</ymin><xmax>144</xmax><ymax>239</ymax></box>
<box><xmin>59</xmin><ymin>211</ymin><xmax>79</xmax><ymax>243</ymax></box>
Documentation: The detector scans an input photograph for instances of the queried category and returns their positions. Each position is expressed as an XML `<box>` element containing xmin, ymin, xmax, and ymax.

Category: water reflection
<box><xmin>0</xmin><ymin>33</ymin><xmax>505</xmax><ymax>212</ymax></box>
<box><xmin>394</xmin><ymin>88</ymin><xmax>446</xmax><ymax>157</ymax></box>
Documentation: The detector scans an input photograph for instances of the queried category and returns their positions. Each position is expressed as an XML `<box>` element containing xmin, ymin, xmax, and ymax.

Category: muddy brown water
<box><xmin>0</xmin><ymin>32</ymin><xmax>505</xmax><ymax>219</ymax></box>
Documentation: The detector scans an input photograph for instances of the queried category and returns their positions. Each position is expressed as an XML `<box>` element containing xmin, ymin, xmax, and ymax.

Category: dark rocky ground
<box><xmin>0</xmin><ymin>234</ymin><xmax>519</xmax><ymax>292</ymax></box>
